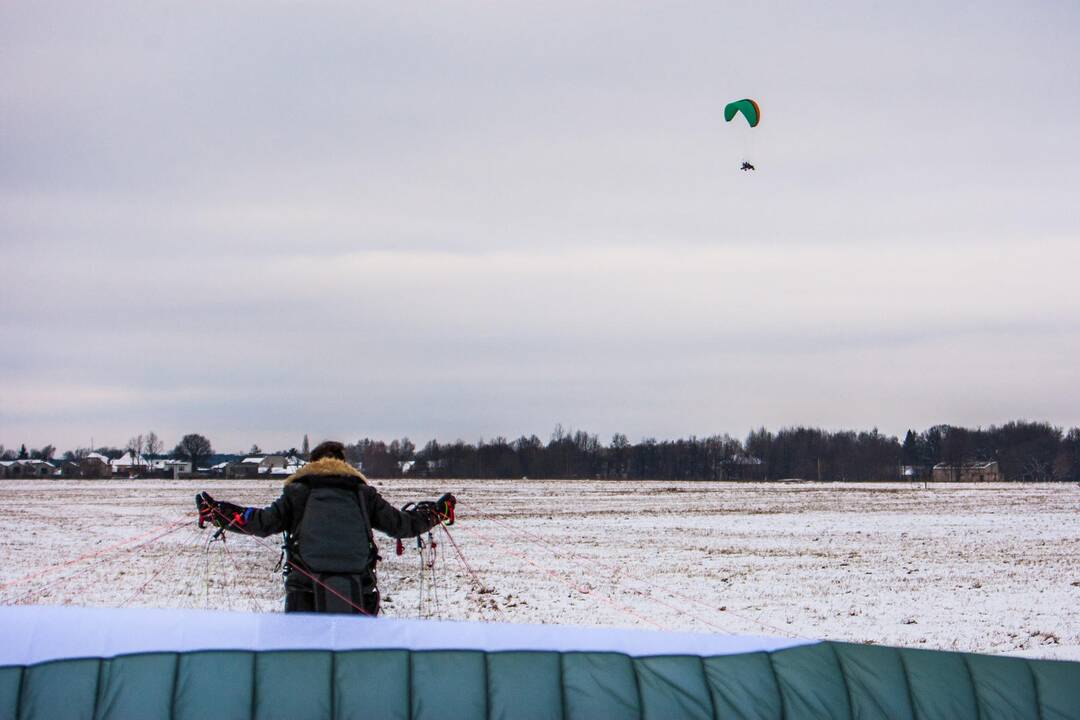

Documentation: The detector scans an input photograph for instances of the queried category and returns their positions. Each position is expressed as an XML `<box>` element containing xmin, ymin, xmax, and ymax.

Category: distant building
<box><xmin>722</xmin><ymin>455</ymin><xmax>767</xmax><ymax>481</ymax></box>
<box><xmin>79</xmin><ymin>453</ymin><xmax>112</xmax><ymax>479</ymax></box>
<box><xmin>268</xmin><ymin>457</ymin><xmax>305</xmax><ymax>478</ymax></box>
<box><xmin>111</xmin><ymin>451</ymin><xmax>150</xmax><ymax>477</ymax></box>
<box><xmin>204</xmin><ymin>455</ymin><xmax>304</xmax><ymax>479</ymax></box>
<box><xmin>151</xmin><ymin>459</ymin><xmax>193</xmax><ymax>477</ymax></box>
<box><xmin>0</xmin><ymin>459</ymin><xmax>56</xmax><ymax>478</ymax></box>
<box><xmin>932</xmin><ymin>461</ymin><xmax>1002</xmax><ymax>483</ymax></box>
<box><xmin>225</xmin><ymin>461</ymin><xmax>261</xmax><ymax>479</ymax></box>
<box><xmin>242</xmin><ymin>455</ymin><xmax>289</xmax><ymax>474</ymax></box>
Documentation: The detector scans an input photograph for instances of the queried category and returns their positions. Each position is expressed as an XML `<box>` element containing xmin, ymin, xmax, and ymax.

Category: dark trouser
<box><xmin>284</xmin><ymin>570</ymin><xmax>380</xmax><ymax>616</ymax></box>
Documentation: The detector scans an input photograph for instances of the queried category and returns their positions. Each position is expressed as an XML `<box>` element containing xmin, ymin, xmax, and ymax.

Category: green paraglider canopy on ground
<box><xmin>3</xmin><ymin>606</ymin><xmax>1080</xmax><ymax>720</ymax></box>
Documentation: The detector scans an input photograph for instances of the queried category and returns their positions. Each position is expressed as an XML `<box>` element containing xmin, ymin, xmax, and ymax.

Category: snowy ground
<box><xmin>1</xmin><ymin>478</ymin><xmax>1077</xmax><ymax>660</ymax></box>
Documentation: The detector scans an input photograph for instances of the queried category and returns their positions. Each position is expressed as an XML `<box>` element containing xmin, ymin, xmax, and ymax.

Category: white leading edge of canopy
<box><xmin>0</xmin><ymin>605</ymin><xmax>815</xmax><ymax>666</ymax></box>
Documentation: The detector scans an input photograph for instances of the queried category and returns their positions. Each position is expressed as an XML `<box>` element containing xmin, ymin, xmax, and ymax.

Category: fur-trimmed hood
<box><xmin>284</xmin><ymin>457</ymin><xmax>368</xmax><ymax>485</ymax></box>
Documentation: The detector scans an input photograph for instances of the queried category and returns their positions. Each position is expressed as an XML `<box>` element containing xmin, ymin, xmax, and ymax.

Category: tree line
<box><xmin>5</xmin><ymin>421</ymin><xmax>1079</xmax><ymax>481</ymax></box>
<box><xmin>345</xmin><ymin>421</ymin><xmax>1080</xmax><ymax>482</ymax></box>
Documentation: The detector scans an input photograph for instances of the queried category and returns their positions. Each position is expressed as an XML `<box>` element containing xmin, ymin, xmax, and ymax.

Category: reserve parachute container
<box><xmin>2</xmin><ymin>605</ymin><xmax>1079</xmax><ymax>719</ymax></box>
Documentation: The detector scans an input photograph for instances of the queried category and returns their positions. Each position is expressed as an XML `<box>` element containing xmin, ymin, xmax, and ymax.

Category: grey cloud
<box><xmin>2</xmin><ymin>1</ymin><xmax>1079</xmax><ymax>450</ymax></box>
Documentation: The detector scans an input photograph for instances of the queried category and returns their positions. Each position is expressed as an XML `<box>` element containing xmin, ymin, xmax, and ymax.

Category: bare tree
<box><xmin>388</xmin><ymin>437</ymin><xmax>416</xmax><ymax>464</ymax></box>
<box><xmin>1060</xmin><ymin>428</ymin><xmax>1080</xmax><ymax>482</ymax></box>
<box><xmin>145</xmin><ymin>432</ymin><xmax>163</xmax><ymax>461</ymax></box>
<box><xmin>1020</xmin><ymin>455</ymin><xmax>1054</xmax><ymax>482</ymax></box>
<box><xmin>127</xmin><ymin>434</ymin><xmax>145</xmax><ymax>461</ymax></box>
<box><xmin>609</xmin><ymin>433</ymin><xmax>630</xmax><ymax>478</ymax></box>
<box><xmin>360</xmin><ymin>440</ymin><xmax>396</xmax><ymax>477</ymax></box>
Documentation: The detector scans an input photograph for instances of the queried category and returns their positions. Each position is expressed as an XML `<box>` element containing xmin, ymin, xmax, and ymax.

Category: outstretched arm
<box><xmin>367</xmin><ymin>489</ymin><xmax>456</xmax><ymax>538</ymax></box>
<box><xmin>196</xmin><ymin>491</ymin><xmax>292</xmax><ymax>538</ymax></box>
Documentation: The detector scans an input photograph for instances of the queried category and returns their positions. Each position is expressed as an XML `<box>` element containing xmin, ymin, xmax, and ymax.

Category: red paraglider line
<box><xmin>0</xmin><ymin>517</ymin><xmax>192</xmax><ymax>593</ymax></box>
<box><xmin>203</xmin><ymin>505</ymin><xmax>373</xmax><ymax>616</ymax></box>
<box><xmin>217</xmin><ymin>534</ymin><xmax>266</xmax><ymax>613</ymax></box>
<box><xmin>437</xmin><ymin>521</ymin><xmax>480</xmax><ymax>585</ymax></box>
<box><xmin>118</xmin><ymin>523</ymin><xmax>202</xmax><ymax>608</ymax></box>
<box><xmin>474</xmin><ymin>510</ymin><xmax>802</xmax><ymax>639</ymax></box>
<box><xmin>477</xmin><ymin>513</ymin><xmax>734</xmax><ymax>634</ymax></box>
<box><xmin>437</xmin><ymin>520</ymin><xmax>505</xmax><ymax>620</ymax></box>
<box><xmin>3</xmin><ymin>522</ymin><xmax>191</xmax><ymax>605</ymax></box>
<box><xmin>461</xmin><ymin>522</ymin><xmax>665</xmax><ymax>630</ymax></box>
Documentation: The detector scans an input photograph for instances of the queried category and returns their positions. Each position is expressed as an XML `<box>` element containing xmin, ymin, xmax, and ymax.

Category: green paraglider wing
<box><xmin>8</xmin><ymin>644</ymin><xmax>1078</xmax><ymax>720</ymax></box>
<box><xmin>724</xmin><ymin>98</ymin><xmax>761</xmax><ymax>127</ymax></box>
<box><xmin>4</xmin><ymin>607</ymin><xmax>1080</xmax><ymax>720</ymax></box>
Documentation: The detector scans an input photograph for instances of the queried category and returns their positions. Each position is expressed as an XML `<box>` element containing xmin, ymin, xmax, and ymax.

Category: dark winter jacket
<box><xmin>241</xmin><ymin>457</ymin><xmax>436</xmax><ymax>577</ymax></box>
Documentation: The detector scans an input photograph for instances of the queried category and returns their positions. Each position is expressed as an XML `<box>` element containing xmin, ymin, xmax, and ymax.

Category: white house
<box><xmin>268</xmin><ymin>457</ymin><xmax>306</xmax><ymax>477</ymax></box>
<box><xmin>242</xmin><ymin>455</ymin><xmax>290</xmax><ymax>474</ymax></box>
<box><xmin>111</xmin><ymin>451</ymin><xmax>150</xmax><ymax>476</ymax></box>
<box><xmin>151</xmin><ymin>459</ymin><xmax>193</xmax><ymax>477</ymax></box>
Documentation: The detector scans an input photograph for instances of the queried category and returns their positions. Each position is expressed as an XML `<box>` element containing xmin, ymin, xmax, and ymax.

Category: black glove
<box><xmin>435</xmin><ymin>493</ymin><xmax>456</xmax><ymax>525</ymax></box>
<box><xmin>196</xmin><ymin>492</ymin><xmax>250</xmax><ymax>530</ymax></box>
<box><xmin>196</xmin><ymin>492</ymin><xmax>216</xmax><ymax>528</ymax></box>
<box><xmin>412</xmin><ymin>493</ymin><xmax>456</xmax><ymax>526</ymax></box>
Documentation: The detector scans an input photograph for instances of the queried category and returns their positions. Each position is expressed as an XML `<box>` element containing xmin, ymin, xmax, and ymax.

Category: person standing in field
<box><xmin>196</xmin><ymin>440</ymin><xmax>455</xmax><ymax>615</ymax></box>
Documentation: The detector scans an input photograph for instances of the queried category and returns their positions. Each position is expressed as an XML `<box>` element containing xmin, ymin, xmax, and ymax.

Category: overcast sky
<box><xmin>2</xmin><ymin>1</ymin><xmax>1079</xmax><ymax>453</ymax></box>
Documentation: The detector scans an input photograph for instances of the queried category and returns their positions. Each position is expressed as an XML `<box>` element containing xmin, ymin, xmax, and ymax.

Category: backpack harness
<box><xmin>276</xmin><ymin>476</ymin><xmax>381</xmax><ymax>613</ymax></box>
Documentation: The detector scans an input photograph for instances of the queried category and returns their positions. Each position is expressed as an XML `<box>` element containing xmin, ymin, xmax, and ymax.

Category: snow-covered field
<box><xmin>1</xmin><ymin>478</ymin><xmax>1077</xmax><ymax>660</ymax></box>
